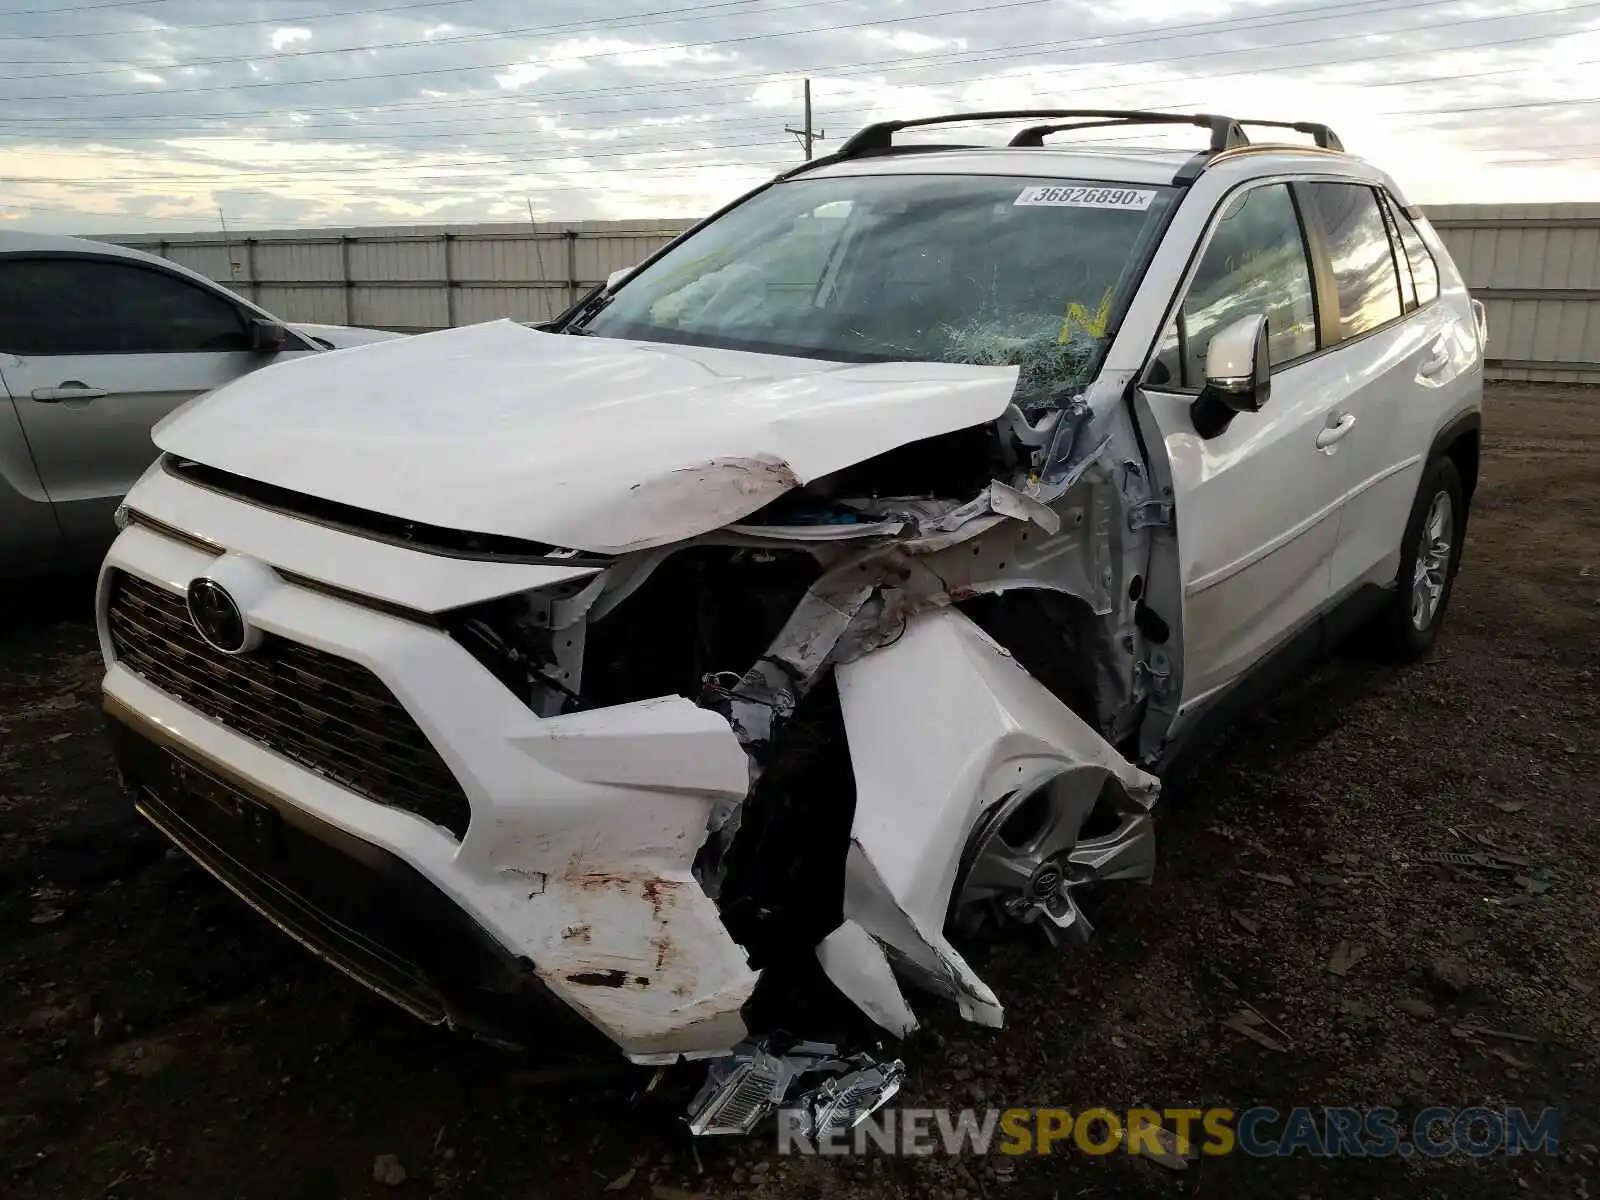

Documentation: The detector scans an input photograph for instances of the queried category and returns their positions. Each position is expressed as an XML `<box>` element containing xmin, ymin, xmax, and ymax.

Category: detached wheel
<box><xmin>1369</xmin><ymin>455</ymin><xmax>1465</xmax><ymax>661</ymax></box>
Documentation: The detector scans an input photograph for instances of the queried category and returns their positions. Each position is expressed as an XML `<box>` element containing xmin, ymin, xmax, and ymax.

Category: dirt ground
<box><xmin>1</xmin><ymin>382</ymin><xmax>1596</xmax><ymax>1200</ymax></box>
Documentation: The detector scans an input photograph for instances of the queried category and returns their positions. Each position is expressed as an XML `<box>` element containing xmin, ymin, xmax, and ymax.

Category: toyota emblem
<box><xmin>186</xmin><ymin>578</ymin><xmax>249</xmax><ymax>653</ymax></box>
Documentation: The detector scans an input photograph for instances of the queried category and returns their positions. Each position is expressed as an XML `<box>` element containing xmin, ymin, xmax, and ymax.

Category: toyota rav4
<box><xmin>96</xmin><ymin>109</ymin><xmax>1484</xmax><ymax>1125</ymax></box>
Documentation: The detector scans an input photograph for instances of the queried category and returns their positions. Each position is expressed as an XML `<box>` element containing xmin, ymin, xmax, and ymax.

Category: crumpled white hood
<box><xmin>154</xmin><ymin>319</ymin><xmax>1020</xmax><ymax>554</ymax></box>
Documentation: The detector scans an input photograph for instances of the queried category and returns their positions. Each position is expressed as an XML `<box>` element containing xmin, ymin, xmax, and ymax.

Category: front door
<box><xmin>0</xmin><ymin>254</ymin><xmax>312</xmax><ymax>558</ymax></box>
<box><xmin>1138</xmin><ymin>180</ymin><xmax>1348</xmax><ymax>709</ymax></box>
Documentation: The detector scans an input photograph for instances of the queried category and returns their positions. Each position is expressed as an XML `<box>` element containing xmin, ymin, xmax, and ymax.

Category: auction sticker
<box><xmin>1014</xmin><ymin>185</ymin><xmax>1156</xmax><ymax>210</ymax></box>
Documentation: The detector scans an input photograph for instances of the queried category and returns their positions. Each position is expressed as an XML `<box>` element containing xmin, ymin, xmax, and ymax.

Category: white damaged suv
<box><xmin>96</xmin><ymin>110</ymin><xmax>1483</xmax><ymax>1108</ymax></box>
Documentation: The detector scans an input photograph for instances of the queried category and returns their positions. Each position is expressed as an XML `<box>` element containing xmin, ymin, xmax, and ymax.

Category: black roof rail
<box><xmin>1008</xmin><ymin>111</ymin><xmax>1246</xmax><ymax>152</ymax></box>
<box><xmin>1231</xmin><ymin>117</ymin><xmax>1344</xmax><ymax>151</ymax></box>
<box><xmin>825</xmin><ymin>108</ymin><xmax>1337</xmax><ymax>170</ymax></box>
<box><xmin>835</xmin><ymin>109</ymin><xmax>1235</xmax><ymax>155</ymax></box>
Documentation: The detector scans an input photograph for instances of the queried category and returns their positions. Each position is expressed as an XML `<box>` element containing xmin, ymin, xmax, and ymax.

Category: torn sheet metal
<box><xmin>816</xmin><ymin>919</ymin><xmax>920</xmax><ymax>1039</ymax></box>
<box><xmin>725</xmin><ymin>517</ymin><xmax>908</xmax><ymax>541</ymax></box>
<box><xmin>490</xmin><ymin>695</ymin><xmax>761</xmax><ymax>1064</ymax></box>
<box><xmin>932</xmin><ymin>480</ymin><xmax>1062</xmax><ymax>536</ymax></box>
<box><xmin>687</xmin><ymin>1038</ymin><xmax>905</xmax><ymax>1139</ymax></box>
<box><xmin>707</xmin><ymin>575</ymin><xmax>879</xmax><ymax>757</ymax></box>
<box><xmin>834</xmin><ymin>605</ymin><xmax>1161</xmax><ymax>1030</ymax></box>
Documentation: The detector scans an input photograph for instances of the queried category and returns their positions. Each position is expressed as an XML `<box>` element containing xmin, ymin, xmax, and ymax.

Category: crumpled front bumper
<box><xmin>99</xmin><ymin>517</ymin><xmax>761</xmax><ymax>1064</ymax></box>
<box><xmin>104</xmin><ymin>701</ymin><xmax>585</xmax><ymax>1047</ymax></box>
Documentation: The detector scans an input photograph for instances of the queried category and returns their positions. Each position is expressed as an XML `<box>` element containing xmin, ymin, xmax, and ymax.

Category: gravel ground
<box><xmin>1</xmin><ymin>382</ymin><xmax>1596</xmax><ymax>1199</ymax></box>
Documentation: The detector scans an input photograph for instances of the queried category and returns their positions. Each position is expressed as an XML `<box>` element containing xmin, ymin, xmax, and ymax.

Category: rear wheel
<box><xmin>1367</xmin><ymin>455</ymin><xmax>1465</xmax><ymax>661</ymax></box>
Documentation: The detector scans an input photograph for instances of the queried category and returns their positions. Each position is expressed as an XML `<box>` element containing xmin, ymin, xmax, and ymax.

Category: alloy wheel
<box><xmin>953</xmin><ymin>773</ymin><xmax>1155</xmax><ymax>946</ymax></box>
<box><xmin>1410</xmin><ymin>489</ymin><xmax>1454</xmax><ymax>631</ymax></box>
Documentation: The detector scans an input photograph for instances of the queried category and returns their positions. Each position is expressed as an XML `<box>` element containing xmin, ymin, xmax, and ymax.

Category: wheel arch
<box><xmin>1430</xmin><ymin>409</ymin><xmax>1481</xmax><ymax>505</ymax></box>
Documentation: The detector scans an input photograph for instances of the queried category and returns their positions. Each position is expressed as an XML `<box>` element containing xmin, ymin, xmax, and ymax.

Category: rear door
<box><xmin>1138</xmin><ymin>180</ymin><xmax>1347</xmax><ymax>708</ymax></box>
<box><xmin>1295</xmin><ymin>183</ymin><xmax>1471</xmax><ymax>598</ymax></box>
<box><xmin>0</xmin><ymin>254</ymin><xmax>315</xmax><ymax>557</ymax></box>
<box><xmin>1299</xmin><ymin>184</ymin><xmax>1472</xmax><ymax>601</ymax></box>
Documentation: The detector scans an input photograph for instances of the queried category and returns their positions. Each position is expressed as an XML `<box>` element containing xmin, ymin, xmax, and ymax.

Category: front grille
<box><xmin>106</xmin><ymin>571</ymin><xmax>472</xmax><ymax>838</ymax></box>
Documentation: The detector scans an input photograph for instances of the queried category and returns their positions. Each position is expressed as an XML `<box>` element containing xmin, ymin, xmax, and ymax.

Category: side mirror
<box><xmin>249</xmin><ymin>318</ymin><xmax>289</xmax><ymax>354</ymax></box>
<box><xmin>1191</xmin><ymin>313</ymin><xmax>1270</xmax><ymax>438</ymax></box>
<box><xmin>604</xmin><ymin>266</ymin><xmax>633</xmax><ymax>293</ymax></box>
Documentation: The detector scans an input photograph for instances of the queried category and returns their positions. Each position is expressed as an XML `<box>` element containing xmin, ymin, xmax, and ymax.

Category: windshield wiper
<box><xmin>563</xmin><ymin>288</ymin><xmax>615</xmax><ymax>334</ymax></box>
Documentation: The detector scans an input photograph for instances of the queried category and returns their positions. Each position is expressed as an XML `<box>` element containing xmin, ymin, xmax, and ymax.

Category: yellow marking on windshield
<box><xmin>1059</xmin><ymin>287</ymin><xmax>1113</xmax><ymax>343</ymax></box>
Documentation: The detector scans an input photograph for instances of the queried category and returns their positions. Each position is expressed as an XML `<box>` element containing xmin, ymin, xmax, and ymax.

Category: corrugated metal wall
<box><xmin>111</xmin><ymin>205</ymin><xmax>1600</xmax><ymax>382</ymax></box>
<box><xmin>111</xmin><ymin>219</ymin><xmax>693</xmax><ymax>333</ymax></box>
<box><xmin>1425</xmin><ymin>203</ymin><xmax>1600</xmax><ymax>384</ymax></box>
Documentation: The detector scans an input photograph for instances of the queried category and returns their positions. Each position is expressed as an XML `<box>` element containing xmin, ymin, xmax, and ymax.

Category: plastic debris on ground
<box><xmin>685</xmin><ymin>1037</ymin><xmax>906</xmax><ymax>1139</ymax></box>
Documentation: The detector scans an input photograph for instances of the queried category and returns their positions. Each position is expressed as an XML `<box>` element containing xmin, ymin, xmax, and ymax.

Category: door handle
<box><xmin>1316</xmin><ymin>413</ymin><xmax>1357</xmax><ymax>450</ymax></box>
<box><xmin>1418</xmin><ymin>345</ymin><xmax>1450</xmax><ymax>378</ymax></box>
<box><xmin>31</xmin><ymin>382</ymin><xmax>108</xmax><ymax>402</ymax></box>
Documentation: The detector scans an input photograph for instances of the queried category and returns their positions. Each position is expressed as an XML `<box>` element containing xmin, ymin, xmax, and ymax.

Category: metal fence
<box><xmin>1426</xmin><ymin>203</ymin><xmax>1600</xmax><ymax>384</ymax></box>
<box><xmin>112</xmin><ymin>219</ymin><xmax>693</xmax><ymax>332</ymax></box>
<box><xmin>110</xmin><ymin>204</ymin><xmax>1600</xmax><ymax>383</ymax></box>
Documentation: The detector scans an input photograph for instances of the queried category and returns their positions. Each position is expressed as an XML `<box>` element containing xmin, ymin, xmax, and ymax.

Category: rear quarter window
<box><xmin>1391</xmin><ymin>206</ymin><xmax>1440</xmax><ymax>305</ymax></box>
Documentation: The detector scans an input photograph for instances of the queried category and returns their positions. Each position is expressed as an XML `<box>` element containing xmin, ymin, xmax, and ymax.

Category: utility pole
<box><xmin>217</xmin><ymin>206</ymin><xmax>241</xmax><ymax>281</ymax></box>
<box><xmin>784</xmin><ymin>78</ymin><xmax>826</xmax><ymax>160</ymax></box>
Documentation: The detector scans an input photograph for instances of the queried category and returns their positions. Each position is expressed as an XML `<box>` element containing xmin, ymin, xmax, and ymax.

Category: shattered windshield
<box><xmin>580</xmin><ymin>173</ymin><xmax>1176</xmax><ymax>409</ymax></box>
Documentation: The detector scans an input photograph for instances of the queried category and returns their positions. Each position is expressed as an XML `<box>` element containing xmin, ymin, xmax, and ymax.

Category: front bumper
<box><xmin>105</xmin><ymin>698</ymin><xmax>579</xmax><ymax>1046</ymax></box>
<box><xmin>98</xmin><ymin>505</ymin><xmax>760</xmax><ymax>1064</ymax></box>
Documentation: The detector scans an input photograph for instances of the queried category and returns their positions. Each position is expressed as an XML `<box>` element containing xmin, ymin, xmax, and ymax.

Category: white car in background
<box><xmin>0</xmin><ymin>231</ymin><xmax>404</xmax><ymax>581</ymax></box>
<box><xmin>95</xmin><ymin>108</ymin><xmax>1484</xmax><ymax>1137</ymax></box>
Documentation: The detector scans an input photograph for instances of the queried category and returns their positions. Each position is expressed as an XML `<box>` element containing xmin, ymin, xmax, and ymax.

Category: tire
<box><xmin>1367</xmin><ymin>455</ymin><xmax>1466</xmax><ymax>661</ymax></box>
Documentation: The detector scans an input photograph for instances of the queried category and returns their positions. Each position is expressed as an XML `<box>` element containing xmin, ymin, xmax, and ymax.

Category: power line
<box><xmin>1490</xmin><ymin>154</ymin><xmax>1600</xmax><ymax>165</ymax></box>
<box><xmin>3</xmin><ymin>149</ymin><xmax>795</xmax><ymax>188</ymax></box>
<box><xmin>3</xmin><ymin>12</ymin><xmax>1593</xmax><ymax>178</ymax></box>
<box><xmin>7</xmin><ymin>88</ymin><xmax>1597</xmax><ymax>197</ymax></box>
<box><xmin>1</xmin><ymin>0</ymin><xmax>860</xmax><ymax>73</ymax></box>
<box><xmin>17</xmin><ymin>80</ymin><xmax>1600</xmax><ymax>189</ymax></box>
<box><xmin>0</xmin><ymin>0</ymin><xmax>488</xmax><ymax>40</ymax></box>
<box><xmin>0</xmin><ymin>160</ymin><xmax>798</xmax><ymax>200</ymax></box>
<box><xmin>1483</xmin><ymin>142</ymin><xmax>1600</xmax><ymax>155</ymax></box>
<box><xmin>11</xmin><ymin>0</ymin><xmax>180</xmax><ymax>15</ymax></box>
<box><xmin>0</xmin><ymin>0</ymin><xmax>1452</xmax><ymax>105</ymax></box>
<box><xmin>6</xmin><ymin>0</ymin><xmax>1592</xmax><ymax>138</ymax></box>
<box><xmin>2</xmin><ymin>0</ymin><xmax>1579</xmax><ymax>132</ymax></box>
<box><xmin>0</xmin><ymin>0</ymin><xmax>1066</xmax><ymax>100</ymax></box>
<box><xmin>9</xmin><ymin>38</ymin><xmax>1593</xmax><ymax>147</ymax></box>
<box><xmin>4</xmin><ymin>8</ymin><xmax>1596</xmax><ymax>189</ymax></box>
<box><xmin>0</xmin><ymin>0</ymin><xmax>1470</xmax><ymax>120</ymax></box>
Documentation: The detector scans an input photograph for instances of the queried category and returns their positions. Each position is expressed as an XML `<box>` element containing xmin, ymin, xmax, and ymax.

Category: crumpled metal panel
<box><xmin>830</xmin><ymin>605</ymin><xmax>1161</xmax><ymax>1031</ymax></box>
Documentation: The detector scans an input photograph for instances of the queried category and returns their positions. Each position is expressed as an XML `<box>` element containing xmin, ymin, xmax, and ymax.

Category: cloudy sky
<box><xmin>1</xmin><ymin>0</ymin><xmax>1596</xmax><ymax>233</ymax></box>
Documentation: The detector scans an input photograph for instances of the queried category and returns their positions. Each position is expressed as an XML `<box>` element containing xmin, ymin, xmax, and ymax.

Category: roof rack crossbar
<box><xmin>837</xmin><ymin>109</ymin><xmax>1240</xmax><ymax>156</ymax></box>
<box><xmin>1008</xmin><ymin>112</ymin><xmax>1246</xmax><ymax>152</ymax></box>
<box><xmin>830</xmin><ymin>108</ymin><xmax>1344</xmax><ymax>169</ymax></box>
<box><xmin>1230</xmin><ymin>117</ymin><xmax>1344</xmax><ymax>152</ymax></box>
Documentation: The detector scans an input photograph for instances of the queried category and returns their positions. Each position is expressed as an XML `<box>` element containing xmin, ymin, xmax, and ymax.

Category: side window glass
<box><xmin>1378</xmin><ymin>195</ymin><xmax>1418</xmax><ymax>312</ymax></box>
<box><xmin>1176</xmin><ymin>183</ymin><xmax>1318</xmax><ymax>386</ymax></box>
<box><xmin>103</xmin><ymin>261</ymin><xmax>253</xmax><ymax>352</ymax></box>
<box><xmin>1391</xmin><ymin>205</ymin><xmax>1440</xmax><ymax>305</ymax></box>
<box><xmin>0</xmin><ymin>262</ymin><xmax>42</xmax><ymax>354</ymax></box>
<box><xmin>1304</xmin><ymin>183</ymin><xmax>1403</xmax><ymax>339</ymax></box>
<box><xmin>0</xmin><ymin>258</ymin><xmax>248</xmax><ymax>355</ymax></box>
